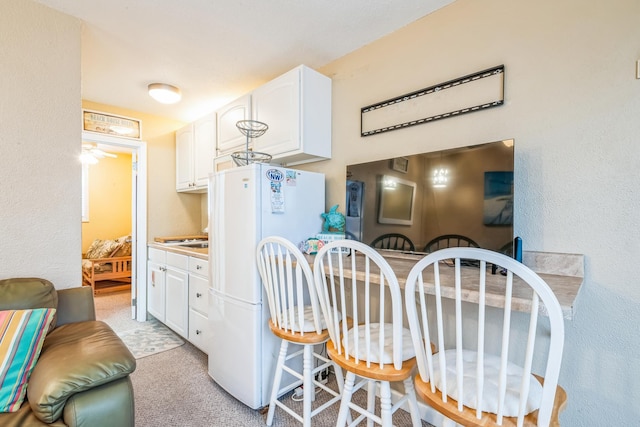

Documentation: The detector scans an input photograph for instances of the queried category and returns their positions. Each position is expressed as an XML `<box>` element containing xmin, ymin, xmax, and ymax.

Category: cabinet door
<box><xmin>189</xmin><ymin>273</ymin><xmax>208</xmax><ymax>314</ymax></box>
<box><xmin>216</xmin><ymin>94</ymin><xmax>251</xmax><ymax>155</ymax></box>
<box><xmin>214</xmin><ymin>154</ymin><xmax>237</xmax><ymax>173</ymax></box>
<box><xmin>193</xmin><ymin>113</ymin><xmax>216</xmax><ymax>188</ymax></box>
<box><xmin>147</xmin><ymin>261</ymin><xmax>166</xmax><ymax>322</ymax></box>
<box><xmin>176</xmin><ymin>124</ymin><xmax>194</xmax><ymax>191</ymax></box>
<box><xmin>188</xmin><ymin>308</ymin><xmax>209</xmax><ymax>354</ymax></box>
<box><xmin>165</xmin><ymin>267</ymin><xmax>189</xmax><ymax>338</ymax></box>
<box><xmin>252</xmin><ymin>68</ymin><xmax>300</xmax><ymax>156</ymax></box>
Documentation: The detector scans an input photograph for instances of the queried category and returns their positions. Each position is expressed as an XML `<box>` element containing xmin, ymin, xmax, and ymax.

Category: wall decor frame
<box><xmin>83</xmin><ymin>109</ymin><xmax>142</xmax><ymax>139</ymax></box>
<box><xmin>390</xmin><ymin>157</ymin><xmax>409</xmax><ymax>173</ymax></box>
<box><xmin>378</xmin><ymin>175</ymin><xmax>416</xmax><ymax>225</ymax></box>
<box><xmin>361</xmin><ymin>65</ymin><xmax>504</xmax><ymax>137</ymax></box>
<box><xmin>483</xmin><ymin>171</ymin><xmax>514</xmax><ymax>226</ymax></box>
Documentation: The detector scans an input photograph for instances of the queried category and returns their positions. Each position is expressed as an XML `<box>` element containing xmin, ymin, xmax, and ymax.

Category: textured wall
<box><xmin>0</xmin><ymin>0</ymin><xmax>81</xmax><ymax>288</ymax></box>
<box><xmin>304</xmin><ymin>0</ymin><xmax>640</xmax><ymax>425</ymax></box>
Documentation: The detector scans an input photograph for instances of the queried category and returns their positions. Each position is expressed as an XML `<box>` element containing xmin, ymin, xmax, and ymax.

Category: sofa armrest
<box><xmin>56</xmin><ymin>287</ymin><xmax>96</xmax><ymax>325</ymax></box>
<box><xmin>63</xmin><ymin>377</ymin><xmax>134</xmax><ymax>427</ymax></box>
<box><xmin>28</xmin><ymin>321</ymin><xmax>136</xmax><ymax>424</ymax></box>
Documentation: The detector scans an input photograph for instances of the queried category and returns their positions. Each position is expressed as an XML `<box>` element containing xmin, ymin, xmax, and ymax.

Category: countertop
<box><xmin>148</xmin><ymin>242</ymin><xmax>208</xmax><ymax>260</ymax></box>
<box><xmin>312</xmin><ymin>250</ymin><xmax>583</xmax><ymax>320</ymax></box>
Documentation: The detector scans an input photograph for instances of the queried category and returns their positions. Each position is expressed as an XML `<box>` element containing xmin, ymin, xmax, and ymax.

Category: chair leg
<box><xmin>332</xmin><ymin>364</ymin><xmax>353</xmax><ymax>425</ymax></box>
<box><xmin>302</xmin><ymin>344</ymin><xmax>313</xmax><ymax>427</ymax></box>
<box><xmin>366</xmin><ymin>380</ymin><xmax>376</xmax><ymax>427</ymax></box>
<box><xmin>267</xmin><ymin>339</ymin><xmax>289</xmax><ymax>426</ymax></box>
<box><xmin>403</xmin><ymin>377</ymin><xmax>422</xmax><ymax>427</ymax></box>
<box><xmin>336</xmin><ymin>371</ymin><xmax>356</xmax><ymax>427</ymax></box>
<box><xmin>379</xmin><ymin>381</ymin><xmax>393</xmax><ymax>427</ymax></box>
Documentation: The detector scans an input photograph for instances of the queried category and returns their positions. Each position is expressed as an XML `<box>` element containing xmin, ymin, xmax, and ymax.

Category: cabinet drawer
<box><xmin>166</xmin><ymin>252</ymin><xmax>188</xmax><ymax>270</ymax></box>
<box><xmin>189</xmin><ymin>257</ymin><xmax>209</xmax><ymax>276</ymax></box>
<box><xmin>148</xmin><ymin>247</ymin><xmax>166</xmax><ymax>263</ymax></box>
<box><xmin>188</xmin><ymin>308</ymin><xmax>209</xmax><ymax>354</ymax></box>
<box><xmin>189</xmin><ymin>274</ymin><xmax>209</xmax><ymax>314</ymax></box>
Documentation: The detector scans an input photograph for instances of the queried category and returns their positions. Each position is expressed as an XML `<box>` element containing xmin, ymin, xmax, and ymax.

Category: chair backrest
<box><xmin>256</xmin><ymin>236</ymin><xmax>322</xmax><ymax>336</ymax></box>
<box><xmin>423</xmin><ymin>234</ymin><xmax>479</xmax><ymax>253</ymax></box>
<box><xmin>404</xmin><ymin>247</ymin><xmax>564</xmax><ymax>427</ymax></box>
<box><xmin>370</xmin><ymin>233</ymin><xmax>415</xmax><ymax>252</ymax></box>
<box><xmin>313</xmin><ymin>240</ymin><xmax>406</xmax><ymax>370</ymax></box>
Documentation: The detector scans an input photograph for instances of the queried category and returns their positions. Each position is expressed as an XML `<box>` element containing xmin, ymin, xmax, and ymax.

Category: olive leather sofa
<box><xmin>0</xmin><ymin>278</ymin><xmax>136</xmax><ymax>427</ymax></box>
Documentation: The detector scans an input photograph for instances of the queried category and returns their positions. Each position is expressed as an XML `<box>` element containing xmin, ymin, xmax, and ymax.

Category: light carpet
<box><xmin>94</xmin><ymin>291</ymin><xmax>435</xmax><ymax>426</ymax></box>
<box><xmin>117</xmin><ymin>317</ymin><xmax>184</xmax><ymax>359</ymax></box>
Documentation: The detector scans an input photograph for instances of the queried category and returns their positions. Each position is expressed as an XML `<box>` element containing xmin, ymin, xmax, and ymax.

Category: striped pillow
<box><xmin>0</xmin><ymin>308</ymin><xmax>56</xmax><ymax>413</ymax></box>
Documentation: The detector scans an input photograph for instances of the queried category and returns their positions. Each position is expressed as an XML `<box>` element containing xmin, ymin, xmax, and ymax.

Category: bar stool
<box><xmin>405</xmin><ymin>247</ymin><xmax>567</xmax><ymax>426</ymax></box>
<box><xmin>256</xmin><ymin>236</ymin><xmax>344</xmax><ymax>427</ymax></box>
<box><xmin>313</xmin><ymin>239</ymin><xmax>422</xmax><ymax>427</ymax></box>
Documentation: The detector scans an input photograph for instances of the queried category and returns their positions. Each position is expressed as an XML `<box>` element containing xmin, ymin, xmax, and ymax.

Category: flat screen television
<box><xmin>346</xmin><ymin>139</ymin><xmax>514</xmax><ymax>253</ymax></box>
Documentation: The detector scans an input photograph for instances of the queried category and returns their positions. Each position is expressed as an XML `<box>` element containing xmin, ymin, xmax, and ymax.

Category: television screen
<box><xmin>346</xmin><ymin>139</ymin><xmax>514</xmax><ymax>252</ymax></box>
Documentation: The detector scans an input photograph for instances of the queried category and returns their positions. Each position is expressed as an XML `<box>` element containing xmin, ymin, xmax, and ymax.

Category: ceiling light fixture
<box><xmin>80</xmin><ymin>143</ymin><xmax>117</xmax><ymax>165</ymax></box>
<box><xmin>433</xmin><ymin>168</ymin><xmax>449</xmax><ymax>188</ymax></box>
<box><xmin>148</xmin><ymin>83</ymin><xmax>181</xmax><ymax>104</ymax></box>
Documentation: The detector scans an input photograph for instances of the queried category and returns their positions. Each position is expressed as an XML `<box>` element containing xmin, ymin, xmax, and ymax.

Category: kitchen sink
<box><xmin>178</xmin><ymin>242</ymin><xmax>208</xmax><ymax>249</ymax></box>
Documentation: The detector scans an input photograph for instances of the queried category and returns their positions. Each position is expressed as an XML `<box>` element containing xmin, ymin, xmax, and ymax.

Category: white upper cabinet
<box><xmin>175</xmin><ymin>123</ymin><xmax>194</xmax><ymax>191</ymax></box>
<box><xmin>216</xmin><ymin>94</ymin><xmax>251</xmax><ymax>155</ymax></box>
<box><xmin>193</xmin><ymin>113</ymin><xmax>216</xmax><ymax>187</ymax></box>
<box><xmin>176</xmin><ymin>112</ymin><xmax>216</xmax><ymax>193</ymax></box>
<box><xmin>251</xmin><ymin>65</ymin><xmax>331</xmax><ymax>166</ymax></box>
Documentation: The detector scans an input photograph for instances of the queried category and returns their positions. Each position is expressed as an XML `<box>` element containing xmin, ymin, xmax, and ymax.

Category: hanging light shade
<box><xmin>433</xmin><ymin>168</ymin><xmax>449</xmax><ymax>188</ymax></box>
<box><xmin>148</xmin><ymin>83</ymin><xmax>181</xmax><ymax>104</ymax></box>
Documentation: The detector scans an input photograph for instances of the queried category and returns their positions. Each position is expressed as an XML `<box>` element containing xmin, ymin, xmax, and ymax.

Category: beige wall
<box><xmin>0</xmin><ymin>0</ymin><xmax>81</xmax><ymax>288</ymax></box>
<box><xmin>3</xmin><ymin>0</ymin><xmax>639</xmax><ymax>423</ymax></box>
<box><xmin>300</xmin><ymin>0</ymin><xmax>640</xmax><ymax>424</ymax></box>
<box><xmin>81</xmin><ymin>154</ymin><xmax>132</xmax><ymax>252</ymax></box>
<box><xmin>82</xmin><ymin>101</ymin><xmax>205</xmax><ymax>240</ymax></box>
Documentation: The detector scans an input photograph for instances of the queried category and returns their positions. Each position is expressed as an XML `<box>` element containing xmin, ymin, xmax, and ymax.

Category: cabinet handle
<box><xmin>196</xmin><ymin>330</ymin><xmax>202</xmax><ymax>335</ymax></box>
<box><xmin>196</xmin><ymin>292</ymin><xmax>202</xmax><ymax>298</ymax></box>
<box><xmin>196</xmin><ymin>265</ymin><xmax>202</xmax><ymax>270</ymax></box>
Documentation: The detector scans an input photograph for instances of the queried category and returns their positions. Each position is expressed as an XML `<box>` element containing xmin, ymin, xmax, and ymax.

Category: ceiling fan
<box><xmin>80</xmin><ymin>143</ymin><xmax>117</xmax><ymax>164</ymax></box>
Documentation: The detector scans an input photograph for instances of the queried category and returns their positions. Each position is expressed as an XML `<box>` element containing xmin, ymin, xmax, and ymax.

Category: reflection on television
<box><xmin>346</xmin><ymin>139</ymin><xmax>514</xmax><ymax>252</ymax></box>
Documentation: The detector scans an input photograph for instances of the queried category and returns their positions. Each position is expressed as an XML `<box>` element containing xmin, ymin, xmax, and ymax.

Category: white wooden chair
<box><xmin>313</xmin><ymin>239</ymin><xmax>422</xmax><ymax>427</ymax></box>
<box><xmin>404</xmin><ymin>247</ymin><xmax>567</xmax><ymax>427</ymax></box>
<box><xmin>256</xmin><ymin>236</ymin><xmax>344</xmax><ymax>427</ymax></box>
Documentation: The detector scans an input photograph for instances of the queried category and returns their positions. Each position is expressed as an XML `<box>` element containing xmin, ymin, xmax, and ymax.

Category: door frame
<box><xmin>82</xmin><ymin>131</ymin><xmax>148</xmax><ymax>321</ymax></box>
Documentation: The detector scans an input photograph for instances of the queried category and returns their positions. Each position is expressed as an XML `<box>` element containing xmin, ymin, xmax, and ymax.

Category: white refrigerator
<box><xmin>207</xmin><ymin>163</ymin><xmax>325</xmax><ymax>409</ymax></box>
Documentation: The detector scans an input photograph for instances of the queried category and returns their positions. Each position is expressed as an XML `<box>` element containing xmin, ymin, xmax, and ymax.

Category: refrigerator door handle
<box><xmin>211</xmin><ymin>173</ymin><xmax>225</xmax><ymax>292</ymax></box>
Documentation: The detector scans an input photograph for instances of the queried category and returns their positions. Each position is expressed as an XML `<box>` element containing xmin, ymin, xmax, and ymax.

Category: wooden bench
<box><xmin>82</xmin><ymin>235</ymin><xmax>132</xmax><ymax>294</ymax></box>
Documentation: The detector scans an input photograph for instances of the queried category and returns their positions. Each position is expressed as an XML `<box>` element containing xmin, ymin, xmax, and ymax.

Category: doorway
<box><xmin>81</xmin><ymin>131</ymin><xmax>148</xmax><ymax>321</ymax></box>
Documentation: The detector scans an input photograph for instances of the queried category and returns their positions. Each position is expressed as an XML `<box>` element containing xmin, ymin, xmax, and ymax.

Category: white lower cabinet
<box><xmin>165</xmin><ymin>252</ymin><xmax>189</xmax><ymax>338</ymax></box>
<box><xmin>147</xmin><ymin>246</ymin><xmax>210</xmax><ymax>352</ymax></box>
<box><xmin>147</xmin><ymin>248</ymin><xmax>167</xmax><ymax>321</ymax></box>
<box><xmin>188</xmin><ymin>257</ymin><xmax>210</xmax><ymax>354</ymax></box>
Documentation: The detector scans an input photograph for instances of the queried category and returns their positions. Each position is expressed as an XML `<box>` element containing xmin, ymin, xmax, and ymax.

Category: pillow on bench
<box><xmin>85</xmin><ymin>235</ymin><xmax>132</xmax><ymax>260</ymax></box>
